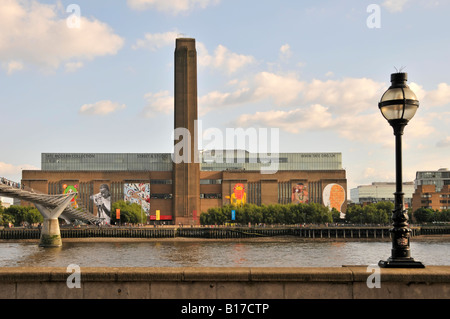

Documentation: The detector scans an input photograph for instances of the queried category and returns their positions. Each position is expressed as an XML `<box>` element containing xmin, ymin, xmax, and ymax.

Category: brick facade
<box><xmin>412</xmin><ymin>184</ymin><xmax>450</xmax><ymax>212</ymax></box>
<box><xmin>21</xmin><ymin>169</ymin><xmax>347</xmax><ymax>225</ymax></box>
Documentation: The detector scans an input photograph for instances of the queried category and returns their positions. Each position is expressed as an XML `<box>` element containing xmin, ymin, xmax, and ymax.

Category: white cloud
<box><xmin>194</xmin><ymin>70</ymin><xmax>441</xmax><ymax>148</ymax></box>
<box><xmin>235</xmin><ymin>104</ymin><xmax>333</xmax><ymax>134</ymax></box>
<box><xmin>196</xmin><ymin>74</ymin><xmax>385</xmax><ymax>120</ymax></box>
<box><xmin>362</xmin><ymin>167</ymin><xmax>395</xmax><ymax>182</ymax></box>
<box><xmin>382</xmin><ymin>0</ymin><xmax>409</xmax><ymax>12</ymax></box>
<box><xmin>279</xmin><ymin>44</ymin><xmax>292</xmax><ymax>60</ymax></box>
<box><xmin>253</xmin><ymin>72</ymin><xmax>304</xmax><ymax>105</ymax></box>
<box><xmin>196</xmin><ymin>71</ymin><xmax>304</xmax><ymax>115</ymax></box>
<box><xmin>132</xmin><ymin>31</ymin><xmax>179</xmax><ymax>51</ymax></box>
<box><xmin>4</xmin><ymin>60</ymin><xmax>24</xmax><ymax>74</ymax></box>
<box><xmin>127</xmin><ymin>0</ymin><xmax>219</xmax><ymax>14</ymax></box>
<box><xmin>199</xmin><ymin>87</ymin><xmax>252</xmax><ymax>116</ymax></box>
<box><xmin>0</xmin><ymin>162</ymin><xmax>38</xmax><ymax>177</ymax></box>
<box><xmin>198</xmin><ymin>43</ymin><xmax>255</xmax><ymax>75</ymax></box>
<box><xmin>437</xmin><ymin>136</ymin><xmax>450</xmax><ymax>148</ymax></box>
<box><xmin>79</xmin><ymin>100</ymin><xmax>126</xmax><ymax>115</ymax></box>
<box><xmin>232</xmin><ymin>100</ymin><xmax>436</xmax><ymax>148</ymax></box>
<box><xmin>142</xmin><ymin>91</ymin><xmax>174</xmax><ymax>117</ymax></box>
<box><xmin>0</xmin><ymin>0</ymin><xmax>124</xmax><ymax>72</ymax></box>
<box><xmin>408</xmin><ymin>82</ymin><xmax>426</xmax><ymax>101</ymax></box>
<box><xmin>302</xmin><ymin>78</ymin><xmax>385</xmax><ymax>114</ymax></box>
<box><xmin>132</xmin><ymin>34</ymin><xmax>254</xmax><ymax>75</ymax></box>
<box><xmin>279</xmin><ymin>44</ymin><xmax>291</xmax><ymax>55</ymax></box>
<box><xmin>64</xmin><ymin>61</ymin><xmax>84</xmax><ymax>73</ymax></box>
<box><xmin>423</xmin><ymin>82</ymin><xmax>450</xmax><ymax>107</ymax></box>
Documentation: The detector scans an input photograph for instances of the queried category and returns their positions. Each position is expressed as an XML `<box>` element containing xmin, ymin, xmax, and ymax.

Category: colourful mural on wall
<box><xmin>124</xmin><ymin>183</ymin><xmax>150</xmax><ymax>214</ymax></box>
<box><xmin>62</xmin><ymin>184</ymin><xmax>78</xmax><ymax>209</ymax></box>
<box><xmin>291</xmin><ymin>183</ymin><xmax>309</xmax><ymax>204</ymax></box>
<box><xmin>323</xmin><ymin>183</ymin><xmax>346</xmax><ymax>217</ymax></box>
<box><xmin>226</xmin><ymin>183</ymin><xmax>246</xmax><ymax>206</ymax></box>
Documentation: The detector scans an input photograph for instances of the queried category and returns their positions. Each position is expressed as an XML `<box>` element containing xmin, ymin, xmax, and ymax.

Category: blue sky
<box><xmin>1</xmin><ymin>0</ymin><xmax>450</xmax><ymax>200</ymax></box>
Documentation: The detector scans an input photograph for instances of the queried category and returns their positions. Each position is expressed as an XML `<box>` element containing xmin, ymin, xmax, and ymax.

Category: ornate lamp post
<box><xmin>378</xmin><ymin>72</ymin><xmax>425</xmax><ymax>268</ymax></box>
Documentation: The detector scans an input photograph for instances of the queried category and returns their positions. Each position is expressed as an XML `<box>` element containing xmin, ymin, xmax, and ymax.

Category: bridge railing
<box><xmin>1</xmin><ymin>178</ymin><xmax>102</xmax><ymax>225</ymax></box>
<box><xmin>0</xmin><ymin>177</ymin><xmax>21</xmax><ymax>189</ymax></box>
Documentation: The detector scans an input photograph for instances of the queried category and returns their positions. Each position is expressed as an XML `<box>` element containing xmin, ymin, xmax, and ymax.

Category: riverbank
<box><xmin>2</xmin><ymin>234</ymin><xmax>449</xmax><ymax>244</ymax></box>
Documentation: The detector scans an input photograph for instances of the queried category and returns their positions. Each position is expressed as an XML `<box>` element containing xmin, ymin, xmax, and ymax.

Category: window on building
<box><xmin>200</xmin><ymin>179</ymin><xmax>222</xmax><ymax>184</ymax></box>
<box><xmin>150</xmin><ymin>179</ymin><xmax>172</xmax><ymax>184</ymax></box>
<box><xmin>150</xmin><ymin>193</ymin><xmax>172</xmax><ymax>199</ymax></box>
<box><xmin>200</xmin><ymin>193</ymin><xmax>222</xmax><ymax>199</ymax></box>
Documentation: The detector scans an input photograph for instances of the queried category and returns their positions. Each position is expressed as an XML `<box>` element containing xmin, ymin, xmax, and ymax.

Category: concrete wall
<box><xmin>0</xmin><ymin>266</ymin><xmax>448</xmax><ymax>299</ymax></box>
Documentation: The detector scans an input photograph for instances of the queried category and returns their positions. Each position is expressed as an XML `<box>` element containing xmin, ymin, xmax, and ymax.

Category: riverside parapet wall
<box><xmin>0</xmin><ymin>266</ymin><xmax>449</xmax><ymax>299</ymax></box>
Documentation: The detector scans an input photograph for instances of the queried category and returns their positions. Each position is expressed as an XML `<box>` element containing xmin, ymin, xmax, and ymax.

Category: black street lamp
<box><xmin>378</xmin><ymin>72</ymin><xmax>425</xmax><ymax>268</ymax></box>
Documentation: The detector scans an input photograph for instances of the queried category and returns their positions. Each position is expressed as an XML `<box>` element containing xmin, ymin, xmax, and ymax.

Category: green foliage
<box><xmin>199</xmin><ymin>201</ymin><xmax>401</xmax><ymax>226</ymax></box>
<box><xmin>111</xmin><ymin>200</ymin><xmax>147</xmax><ymax>224</ymax></box>
<box><xmin>0</xmin><ymin>205</ymin><xmax>43</xmax><ymax>226</ymax></box>
<box><xmin>200</xmin><ymin>202</ymin><xmax>335</xmax><ymax>226</ymax></box>
<box><xmin>0</xmin><ymin>212</ymin><xmax>15</xmax><ymax>226</ymax></box>
<box><xmin>344</xmin><ymin>202</ymin><xmax>392</xmax><ymax>225</ymax></box>
<box><xmin>413</xmin><ymin>207</ymin><xmax>450</xmax><ymax>224</ymax></box>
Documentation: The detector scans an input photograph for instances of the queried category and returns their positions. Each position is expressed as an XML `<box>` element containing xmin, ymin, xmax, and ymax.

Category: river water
<box><xmin>0</xmin><ymin>238</ymin><xmax>449</xmax><ymax>267</ymax></box>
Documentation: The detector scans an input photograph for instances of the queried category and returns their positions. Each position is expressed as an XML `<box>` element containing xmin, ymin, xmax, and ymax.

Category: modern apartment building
<box><xmin>412</xmin><ymin>168</ymin><xmax>450</xmax><ymax>211</ymax></box>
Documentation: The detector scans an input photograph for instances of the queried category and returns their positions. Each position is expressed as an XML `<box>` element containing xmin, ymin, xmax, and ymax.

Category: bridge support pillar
<box><xmin>35</xmin><ymin>193</ymin><xmax>75</xmax><ymax>248</ymax></box>
<box><xmin>40</xmin><ymin>218</ymin><xmax>62</xmax><ymax>247</ymax></box>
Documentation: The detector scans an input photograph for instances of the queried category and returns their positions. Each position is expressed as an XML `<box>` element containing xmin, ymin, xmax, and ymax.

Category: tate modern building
<box><xmin>21</xmin><ymin>39</ymin><xmax>347</xmax><ymax>225</ymax></box>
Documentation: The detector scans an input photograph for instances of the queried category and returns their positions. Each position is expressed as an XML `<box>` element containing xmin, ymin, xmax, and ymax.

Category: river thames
<box><xmin>0</xmin><ymin>237</ymin><xmax>449</xmax><ymax>267</ymax></box>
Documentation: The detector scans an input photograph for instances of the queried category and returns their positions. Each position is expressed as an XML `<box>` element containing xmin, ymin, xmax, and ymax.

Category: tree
<box><xmin>1</xmin><ymin>205</ymin><xmax>43</xmax><ymax>226</ymax></box>
<box><xmin>440</xmin><ymin>209</ymin><xmax>450</xmax><ymax>222</ymax></box>
<box><xmin>111</xmin><ymin>200</ymin><xmax>147</xmax><ymax>224</ymax></box>
<box><xmin>375</xmin><ymin>201</ymin><xmax>393</xmax><ymax>224</ymax></box>
<box><xmin>330</xmin><ymin>208</ymin><xmax>342</xmax><ymax>223</ymax></box>
<box><xmin>0</xmin><ymin>212</ymin><xmax>15</xmax><ymax>226</ymax></box>
<box><xmin>413</xmin><ymin>207</ymin><xmax>434</xmax><ymax>224</ymax></box>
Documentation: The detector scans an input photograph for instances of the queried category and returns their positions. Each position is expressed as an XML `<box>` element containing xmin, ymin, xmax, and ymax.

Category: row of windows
<box><xmin>132</xmin><ymin>193</ymin><xmax>222</xmax><ymax>199</ymax></box>
<box><xmin>420</xmin><ymin>199</ymin><xmax>450</xmax><ymax>204</ymax></box>
<box><xmin>278</xmin><ymin>182</ymin><xmax>292</xmax><ymax>204</ymax></box>
<box><xmin>417</xmin><ymin>172</ymin><xmax>450</xmax><ymax>179</ymax></box>
<box><xmin>202</xmin><ymin>157</ymin><xmax>289</xmax><ymax>164</ymax></box>
<box><xmin>201</xmin><ymin>194</ymin><xmax>222</xmax><ymax>199</ymax></box>
<box><xmin>200</xmin><ymin>179</ymin><xmax>222</xmax><ymax>184</ymax></box>
<box><xmin>151</xmin><ymin>194</ymin><xmax>172</xmax><ymax>199</ymax></box>
<box><xmin>247</xmin><ymin>182</ymin><xmax>261</xmax><ymax>206</ymax></box>
<box><xmin>150</xmin><ymin>179</ymin><xmax>172</xmax><ymax>184</ymax></box>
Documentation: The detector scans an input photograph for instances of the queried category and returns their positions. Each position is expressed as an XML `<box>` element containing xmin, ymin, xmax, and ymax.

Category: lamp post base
<box><xmin>379</xmin><ymin>258</ymin><xmax>425</xmax><ymax>268</ymax></box>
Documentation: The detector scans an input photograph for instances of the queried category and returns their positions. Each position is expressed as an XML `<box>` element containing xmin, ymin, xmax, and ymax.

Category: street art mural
<box><xmin>227</xmin><ymin>183</ymin><xmax>246</xmax><ymax>206</ymax></box>
<box><xmin>323</xmin><ymin>183</ymin><xmax>346</xmax><ymax>218</ymax></box>
<box><xmin>124</xmin><ymin>183</ymin><xmax>150</xmax><ymax>214</ymax></box>
<box><xmin>91</xmin><ymin>184</ymin><xmax>111</xmax><ymax>224</ymax></box>
<box><xmin>62</xmin><ymin>184</ymin><xmax>78</xmax><ymax>209</ymax></box>
<box><xmin>291</xmin><ymin>183</ymin><xmax>309</xmax><ymax>204</ymax></box>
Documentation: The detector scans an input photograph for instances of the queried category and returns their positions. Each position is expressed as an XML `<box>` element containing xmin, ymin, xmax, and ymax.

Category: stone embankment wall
<box><xmin>0</xmin><ymin>266</ymin><xmax>448</xmax><ymax>299</ymax></box>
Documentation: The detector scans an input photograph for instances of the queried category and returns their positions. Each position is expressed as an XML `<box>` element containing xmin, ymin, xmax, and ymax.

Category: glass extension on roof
<box><xmin>41</xmin><ymin>152</ymin><xmax>343</xmax><ymax>171</ymax></box>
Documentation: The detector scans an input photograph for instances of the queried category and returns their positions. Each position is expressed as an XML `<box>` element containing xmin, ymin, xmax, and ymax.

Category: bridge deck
<box><xmin>0</xmin><ymin>183</ymin><xmax>102</xmax><ymax>224</ymax></box>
